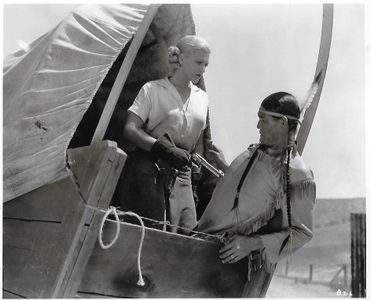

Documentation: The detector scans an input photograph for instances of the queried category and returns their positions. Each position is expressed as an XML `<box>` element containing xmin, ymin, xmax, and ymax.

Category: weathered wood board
<box><xmin>3</xmin><ymin>177</ymin><xmax>88</xmax><ymax>298</ymax></box>
<box><xmin>3</xmin><ymin>175</ymin><xmax>79</xmax><ymax>222</ymax></box>
<box><xmin>2</xmin><ymin>290</ymin><xmax>24</xmax><ymax>299</ymax></box>
<box><xmin>3</xmin><ymin>140</ymin><xmax>126</xmax><ymax>298</ymax></box>
<box><xmin>78</xmin><ymin>221</ymin><xmax>250</xmax><ymax>298</ymax></box>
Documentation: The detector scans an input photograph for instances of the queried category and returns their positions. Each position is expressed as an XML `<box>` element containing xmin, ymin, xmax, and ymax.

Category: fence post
<box><xmin>351</xmin><ymin>213</ymin><xmax>366</xmax><ymax>297</ymax></box>
<box><xmin>309</xmin><ymin>264</ymin><xmax>313</xmax><ymax>282</ymax></box>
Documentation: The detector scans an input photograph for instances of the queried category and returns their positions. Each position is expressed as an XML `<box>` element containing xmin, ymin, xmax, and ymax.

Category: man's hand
<box><xmin>208</xmin><ymin>144</ymin><xmax>229</xmax><ymax>172</ymax></box>
<box><xmin>151</xmin><ymin>133</ymin><xmax>191</xmax><ymax>169</ymax></box>
<box><xmin>219</xmin><ymin>234</ymin><xmax>263</xmax><ymax>264</ymax></box>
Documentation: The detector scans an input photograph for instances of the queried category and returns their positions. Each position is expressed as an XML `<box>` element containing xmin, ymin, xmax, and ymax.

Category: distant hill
<box><xmin>275</xmin><ymin>197</ymin><xmax>365</xmax><ymax>282</ymax></box>
<box><xmin>314</xmin><ymin>197</ymin><xmax>365</xmax><ymax>229</ymax></box>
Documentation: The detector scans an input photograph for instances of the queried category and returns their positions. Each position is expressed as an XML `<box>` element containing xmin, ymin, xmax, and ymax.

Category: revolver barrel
<box><xmin>191</xmin><ymin>153</ymin><xmax>224</xmax><ymax>178</ymax></box>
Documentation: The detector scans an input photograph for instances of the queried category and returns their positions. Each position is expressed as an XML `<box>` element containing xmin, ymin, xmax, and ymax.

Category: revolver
<box><xmin>191</xmin><ymin>153</ymin><xmax>224</xmax><ymax>178</ymax></box>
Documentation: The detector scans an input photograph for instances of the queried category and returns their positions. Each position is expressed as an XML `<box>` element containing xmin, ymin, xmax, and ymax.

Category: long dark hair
<box><xmin>261</xmin><ymin>92</ymin><xmax>301</xmax><ymax>252</ymax></box>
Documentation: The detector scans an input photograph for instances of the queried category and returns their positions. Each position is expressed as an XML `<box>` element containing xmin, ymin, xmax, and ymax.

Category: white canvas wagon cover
<box><xmin>3</xmin><ymin>4</ymin><xmax>150</xmax><ymax>202</ymax></box>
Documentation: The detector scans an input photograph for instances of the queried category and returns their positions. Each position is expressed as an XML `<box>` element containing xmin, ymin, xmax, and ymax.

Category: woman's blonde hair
<box><xmin>168</xmin><ymin>35</ymin><xmax>210</xmax><ymax>75</ymax></box>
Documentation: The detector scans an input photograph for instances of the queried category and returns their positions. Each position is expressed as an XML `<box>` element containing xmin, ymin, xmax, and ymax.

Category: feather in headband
<box><xmin>295</xmin><ymin>71</ymin><xmax>323</xmax><ymax>138</ymax></box>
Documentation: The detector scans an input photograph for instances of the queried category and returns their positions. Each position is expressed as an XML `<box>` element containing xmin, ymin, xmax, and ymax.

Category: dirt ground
<box><xmin>266</xmin><ymin>276</ymin><xmax>351</xmax><ymax>298</ymax></box>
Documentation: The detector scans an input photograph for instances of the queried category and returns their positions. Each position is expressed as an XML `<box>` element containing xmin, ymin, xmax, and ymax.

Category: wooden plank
<box><xmin>351</xmin><ymin>213</ymin><xmax>366</xmax><ymax>297</ymax></box>
<box><xmin>99</xmin><ymin>147</ymin><xmax>127</xmax><ymax>204</ymax></box>
<box><xmin>3</xmin><ymin>172</ymin><xmax>87</xmax><ymax>299</ymax></box>
<box><xmin>3</xmin><ymin>141</ymin><xmax>126</xmax><ymax>298</ymax></box>
<box><xmin>78</xmin><ymin>221</ymin><xmax>249</xmax><ymax>298</ymax></box>
<box><xmin>60</xmin><ymin>144</ymin><xmax>127</xmax><ymax>298</ymax></box>
<box><xmin>4</xmin><ymin>194</ymin><xmax>88</xmax><ymax>298</ymax></box>
<box><xmin>2</xmin><ymin>290</ymin><xmax>26</xmax><ymax>299</ymax></box>
<box><xmin>3</xmin><ymin>219</ymin><xmax>77</xmax><ymax>298</ymax></box>
<box><xmin>67</xmin><ymin>141</ymin><xmax>118</xmax><ymax>205</ymax></box>
<box><xmin>52</xmin><ymin>141</ymin><xmax>126</xmax><ymax>297</ymax></box>
<box><xmin>54</xmin><ymin>224</ymin><xmax>90</xmax><ymax>297</ymax></box>
<box><xmin>3</xmin><ymin>175</ymin><xmax>78</xmax><ymax>222</ymax></box>
<box><xmin>91</xmin><ymin>4</ymin><xmax>160</xmax><ymax>142</ymax></box>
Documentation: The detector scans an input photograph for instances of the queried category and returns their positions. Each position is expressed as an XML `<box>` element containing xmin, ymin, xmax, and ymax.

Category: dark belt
<box><xmin>129</xmin><ymin>148</ymin><xmax>182</xmax><ymax>192</ymax></box>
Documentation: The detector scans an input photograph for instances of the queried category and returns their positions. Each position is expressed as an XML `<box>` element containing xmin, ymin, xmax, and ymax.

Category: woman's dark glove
<box><xmin>151</xmin><ymin>133</ymin><xmax>191</xmax><ymax>169</ymax></box>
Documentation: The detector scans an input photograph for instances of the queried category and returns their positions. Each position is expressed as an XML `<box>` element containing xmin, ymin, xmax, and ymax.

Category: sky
<box><xmin>2</xmin><ymin>2</ymin><xmax>369</xmax><ymax>199</ymax></box>
<box><xmin>192</xmin><ymin>3</ymin><xmax>366</xmax><ymax>200</ymax></box>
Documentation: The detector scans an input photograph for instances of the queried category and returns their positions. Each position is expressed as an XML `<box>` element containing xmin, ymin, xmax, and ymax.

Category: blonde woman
<box><xmin>113</xmin><ymin>35</ymin><xmax>211</xmax><ymax>233</ymax></box>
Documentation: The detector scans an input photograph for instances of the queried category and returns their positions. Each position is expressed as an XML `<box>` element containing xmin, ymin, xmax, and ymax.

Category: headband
<box><xmin>259</xmin><ymin>107</ymin><xmax>301</xmax><ymax>124</ymax></box>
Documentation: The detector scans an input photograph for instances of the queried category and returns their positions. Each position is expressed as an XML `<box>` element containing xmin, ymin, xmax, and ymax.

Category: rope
<box><xmin>87</xmin><ymin>205</ymin><xmax>223</xmax><ymax>242</ymax></box>
<box><xmin>97</xmin><ymin>206</ymin><xmax>146</xmax><ymax>286</ymax></box>
<box><xmin>89</xmin><ymin>204</ymin><xmax>225</xmax><ymax>286</ymax></box>
<box><xmin>117</xmin><ymin>210</ymin><xmax>146</xmax><ymax>286</ymax></box>
<box><xmin>99</xmin><ymin>206</ymin><xmax>120</xmax><ymax>249</ymax></box>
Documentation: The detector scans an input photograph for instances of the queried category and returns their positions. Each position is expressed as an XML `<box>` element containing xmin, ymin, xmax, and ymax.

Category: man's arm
<box><xmin>207</xmin><ymin>144</ymin><xmax>229</xmax><ymax>173</ymax></box>
<box><xmin>219</xmin><ymin>179</ymin><xmax>315</xmax><ymax>265</ymax></box>
<box><xmin>259</xmin><ymin>179</ymin><xmax>316</xmax><ymax>264</ymax></box>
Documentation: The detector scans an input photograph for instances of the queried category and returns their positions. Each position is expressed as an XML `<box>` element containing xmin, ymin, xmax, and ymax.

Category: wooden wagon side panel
<box><xmin>78</xmin><ymin>221</ymin><xmax>250</xmax><ymax>298</ymax></box>
<box><xmin>3</xmin><ymin>140</ymin><xmax>126</xmax><ymax>298</ymax></box>
<box><xmin>3</xmin><ymin>176</ymin><xmax>87</xmax><ymax>298</ymax></box>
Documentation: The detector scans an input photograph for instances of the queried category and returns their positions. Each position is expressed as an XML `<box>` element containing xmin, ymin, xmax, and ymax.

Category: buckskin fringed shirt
<box><xmin>198</xmin><ymin>144</ymin><xmax>316</xmax><ymax>272</ymax></box>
